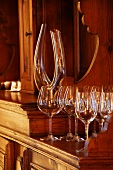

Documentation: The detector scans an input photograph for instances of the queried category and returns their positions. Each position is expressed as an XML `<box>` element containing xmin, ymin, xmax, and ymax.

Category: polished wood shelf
<box><xmin>0</xmin><ymin>90</ymin><xmax>113</xmax><ymax>169</ymax></box>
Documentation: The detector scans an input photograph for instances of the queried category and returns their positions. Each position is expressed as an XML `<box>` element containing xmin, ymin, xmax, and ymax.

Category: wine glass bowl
<box><xmin>77</xmin><ymin>107</ymin><xmax>97</xmax><ymax>125</ymax></box>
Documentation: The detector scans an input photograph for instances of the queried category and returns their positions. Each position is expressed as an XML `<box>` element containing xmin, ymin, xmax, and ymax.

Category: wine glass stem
<box><xmin>93</xmin><ymin>119</ymin><xmax>96</xmax><ymax>133</ymax></box>
<box><xmin>75</xmin><ymin>117</ymin><xmax>78</xmax><ymax>136</ymax></box>
<box><xmin>99</xmin><ymin>119</ymin><xmax>104</xmax><ymax>131</ymax></box>
<box><xmin>85</xmin><ymin>123</ymin><xmax>89</xmax><ymax>140</ymax></box>
<box><xmin>49</xmin><ymin>115</ymin><xmax>53</xmax><ymax>135</ymax></box>
<box><xmin>68</xmin><ymin>114</ymin><xmax>72</xmax><ymax>133</ymax></box>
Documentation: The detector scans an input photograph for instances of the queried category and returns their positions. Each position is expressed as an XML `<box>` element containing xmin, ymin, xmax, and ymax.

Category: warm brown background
<box><xmin>0</xmin><ymin>0</ymin><xmax>20</xmax><ymax>81</ymax></box>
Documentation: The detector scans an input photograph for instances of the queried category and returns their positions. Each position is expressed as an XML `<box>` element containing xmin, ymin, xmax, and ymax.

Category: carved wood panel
<box><xmin>76</xmin><ymin>0</ymin><xmax>113</xmax><ymax>86</ymax></box>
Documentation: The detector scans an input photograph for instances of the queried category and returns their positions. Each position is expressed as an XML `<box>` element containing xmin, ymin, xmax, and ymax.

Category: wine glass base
<box><xmin>66</xmin><ymin>132</ymin><xmax>73</xmax><ymax>141</ymax></box>
<box><xmin>76</xmin><ymin>147</ymin><xmax>88</xmax><ymax>156</ymax></box>
<box><xmin>40</xmin><ymin>134</ymin><xmax>60</xmax><ymax>141</ymax></box>
<box><xmin>92</xmin><ymin>131</ymin><xmax>97</xmax><ymax>138</ymax></box>
<box><xmin>72</xmin><ymin>135</ymin><xmax>85</xmax><ymax>142</ymax></box>
<box><xmin>76</xmin><ymin>137</ymin><xmax>91</xmax><ymax>156</ymax></box>
<box><xmin>60</xmin><ymin>132</ymin><xmax>73</xmax><ymax>141</ymax></box>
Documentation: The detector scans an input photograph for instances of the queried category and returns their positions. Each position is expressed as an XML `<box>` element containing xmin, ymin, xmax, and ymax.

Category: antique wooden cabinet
<box><xmin>0</xmin><ymin>0</ymin><xmax>113</xmax><ymax>169</ymax></box>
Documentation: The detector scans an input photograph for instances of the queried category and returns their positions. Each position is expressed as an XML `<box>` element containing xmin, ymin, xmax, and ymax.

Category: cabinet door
<box><xmin>18</xmin><ymin>0</ymin><xmax>36</xmax><ymax>93</ymax></box>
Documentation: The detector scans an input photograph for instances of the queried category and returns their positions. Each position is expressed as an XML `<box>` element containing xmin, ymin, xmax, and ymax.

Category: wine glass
<box><xmin>92</xmin><ymin>86</ymin><xmax>112</xmax><ymax>132</ymax></box>
<box><xmin>61</xmin><ymin>86</ymin><xmax>83</xmax><ymax>142</ymax></box>
<box><xmin>62</xmin><ymin>86</ymin><xmax>75</xmax><ymax>141</ymax></box>
<box><xmin>37</xmin><ymin>86</ymin><xmax>64</xmax><ymax>141</ymax></box>
<box><xmin>76</xmin><ymin>87</ymin><xmax>97</xmax><ymax>153</ymax></box>
<box><xmin>93</xmin><ymin>86</ymin><xmax>105</xmax><ymax>132</ymax></box>
<box><xmin>90</xmin><ymin>86</ymin><xmax>103</xmax><ymax>133</ymax></box>
<box><xmin>99</xmin><ymin>88</ymin><xmax>112</xmax><ymax>131</ymax></box>
<box><xmin>72</xmin><ymin>86</ymin><xmax>84</xmax><ymax>142</ymax></box>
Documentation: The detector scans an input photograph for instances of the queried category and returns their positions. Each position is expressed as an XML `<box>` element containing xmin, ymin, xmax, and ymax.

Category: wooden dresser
<box><xmin>0</xmin><ymin>0</ymin><xmax>113</xmax><ymax>169</ymax></box>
